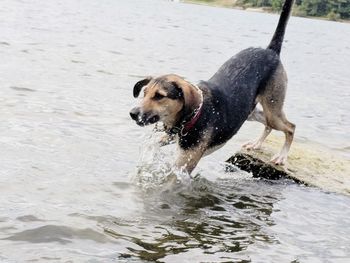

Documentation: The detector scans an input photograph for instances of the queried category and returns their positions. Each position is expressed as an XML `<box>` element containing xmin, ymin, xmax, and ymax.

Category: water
<box><xmin>0</xmin><ymin>0</ymin><xmax>350</xmax><ymax>262</ymax></box>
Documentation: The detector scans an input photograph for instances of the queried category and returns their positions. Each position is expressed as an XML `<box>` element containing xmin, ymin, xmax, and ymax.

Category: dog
<box><xmin>130</xmin><ymin>0</ymin><xmax>295</xmax><ymax>174</ymax></box>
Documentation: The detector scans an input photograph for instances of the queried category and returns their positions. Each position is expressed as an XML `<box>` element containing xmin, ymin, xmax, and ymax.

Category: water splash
<box><xmin>132</xmin><ymin>131</ymin><xmax>192</xmax><ymax>191</ymax></box>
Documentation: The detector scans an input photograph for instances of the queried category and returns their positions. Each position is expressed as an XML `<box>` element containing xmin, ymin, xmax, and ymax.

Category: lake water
<box><xmin>0</xmin><ymin>0</ymin><xmax>350</xmax><ymax>262</ymax></box>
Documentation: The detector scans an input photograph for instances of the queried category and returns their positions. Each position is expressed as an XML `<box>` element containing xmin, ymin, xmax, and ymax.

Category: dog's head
<box><xmin>130</xmin><ymin>74</ymin><xmax>201</xmax><ymax>128</ymax></box>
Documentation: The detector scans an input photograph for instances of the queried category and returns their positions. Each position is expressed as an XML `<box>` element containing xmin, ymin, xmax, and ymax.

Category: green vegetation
<box><xmin>186</xmin><ymin>0</ymin><xmax>350</xmax><ymax>21</ymax></box>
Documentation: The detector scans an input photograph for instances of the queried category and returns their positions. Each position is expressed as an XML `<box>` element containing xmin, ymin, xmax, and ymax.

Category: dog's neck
<box><xmin>167</xmin><ymin>85</ymin><xmax>203</xmax><ymax>135</ymax></box>
<box><xmin>181</xmin><ymin>102</ymin><xmax>203</xmax><ymax>135</ymax></box>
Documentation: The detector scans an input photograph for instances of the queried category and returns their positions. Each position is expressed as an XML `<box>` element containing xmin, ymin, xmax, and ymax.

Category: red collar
<box><xmin>181</xmin><ymin>104</ymin><xmax>203</xmax><ymax>135</ymax></box>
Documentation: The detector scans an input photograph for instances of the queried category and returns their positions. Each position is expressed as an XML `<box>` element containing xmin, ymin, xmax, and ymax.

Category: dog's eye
<box><xmin>153</xmin><ymin>92</ymin><xmax>165</xmax><ymax>100</ymax></box>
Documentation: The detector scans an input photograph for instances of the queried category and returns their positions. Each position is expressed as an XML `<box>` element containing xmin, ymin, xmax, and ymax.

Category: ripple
<box><xmin>71</xmin><ymin>59</ymin><xmax>85</xmax><ymax>64</ymax></box>
<box><xmin>4</xmin><ymin>225</ymin><xmax>113</xmax><ymax>244</ymax></box>
<box><xmin>16</xmin><ymin>215</ymin><xmax>45</xmax><ymax>222</ymax></box>
<box><xmin>97</xmin><ymin>69</ymin><xmax>114</xmax><ymax>75</ymax></box>
<box><xmin>9</xmin><ymin>86</ymin><xmax>36</xmax><ymax>92</ymax></box>
<box><xmin>109</xmin><ymin>50</ymin><xmax>123</xmax><ymax>55</ymax></box>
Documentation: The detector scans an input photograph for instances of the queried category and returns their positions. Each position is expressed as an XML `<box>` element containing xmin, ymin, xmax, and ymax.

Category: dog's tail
<box><xmin>267</xmin><ymin>0</ymin><xmax>294</xmax><ymax>55</ymax></box>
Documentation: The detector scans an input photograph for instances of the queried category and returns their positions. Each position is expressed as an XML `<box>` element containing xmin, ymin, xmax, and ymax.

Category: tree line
<box><xmin>236</xmin><ymin>0</ymin><xmax>350</xmax><ymax>20</ymax></box>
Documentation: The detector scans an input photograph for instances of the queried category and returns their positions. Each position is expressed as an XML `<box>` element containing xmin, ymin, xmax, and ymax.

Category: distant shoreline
<box><xmin>182</xmin><ymin>0</ymin><xmax>350</xmax><ymax>23</ymax></box>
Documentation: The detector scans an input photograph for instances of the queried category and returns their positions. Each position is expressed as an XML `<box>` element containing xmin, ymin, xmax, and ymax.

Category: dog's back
<box><xmin>200</xmin><ymin>48</ymin><xmax>280</xmax><ymax>147</ymax></box>
<box><xmin>208</xmin><ymin>47</ymin><xmax>280</xmax><ymax>111</ymax></box>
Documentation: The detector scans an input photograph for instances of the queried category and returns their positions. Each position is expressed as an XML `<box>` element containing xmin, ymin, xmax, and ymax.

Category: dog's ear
<box><xmin>173</xmin><ymin>80</ymin><xmax>201</xmax><ymax>114</ymax></box>
<box><xmin>133</xmin><ymin>77</ymin><xmax>152</xmax><ymax>98</ymax></box>
<box><xmin>168</xmin><ymin>81</ymin><xmax>184</xmax><ymax>100</ymax></box>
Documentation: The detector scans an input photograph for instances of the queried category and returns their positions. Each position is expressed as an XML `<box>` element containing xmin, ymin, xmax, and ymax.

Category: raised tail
<box><xmin>267</xmin><ymin>0</ymin><xmax>294</xmax><ymax>55</ymax></box>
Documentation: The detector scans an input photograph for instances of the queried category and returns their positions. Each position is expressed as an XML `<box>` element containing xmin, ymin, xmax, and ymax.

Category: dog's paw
<box><xmin>159</xmin><ymin>134</ymin><xmax>176</xmax><ymax>146</ymax></box>
<box><xmin>242</xmin><ymin>141</ymin><xmax>261</xmax><ymax>151</ymax></box>
<box><xmin>270</xmin><ymin>154</ymin><xmax>287</xmax><ymax>165</ymax></box>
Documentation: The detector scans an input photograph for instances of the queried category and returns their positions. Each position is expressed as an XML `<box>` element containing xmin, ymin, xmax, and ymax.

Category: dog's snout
<box><xmin>130</xmin><ymin>107</ymin><xmax>160</xmax><ymax>126</ymax></box>
<box><xmin>130</xmin><ymin>107</ymin><xmax>140</xmax><ymax>121</ymax></box>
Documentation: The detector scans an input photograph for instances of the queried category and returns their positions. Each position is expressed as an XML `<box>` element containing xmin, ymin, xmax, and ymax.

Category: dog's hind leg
<box><xmin>242</xmin><ymin>125</ymin><xmax>272</xmax><ymax>150</ymax></box>
<box><xmin>264</xmin><ymin>110</ymin><xmax>295</xmax><ymax>165</ymax></box>
<box><xmin>242</xmin><ymin>107</ymin><xmax>272</xmax><ymax>150</ymax></box>
<box><xmin>259</xmin><ymin>63</ymin><xmax>296</xmax><ymax>165</ymax></box>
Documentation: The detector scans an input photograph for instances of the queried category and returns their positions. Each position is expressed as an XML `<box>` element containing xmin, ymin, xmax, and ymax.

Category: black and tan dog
<box><xmin>130</xmin><ymin>0</ymin><xmax>295</xmax><ymax>174</ymax></box>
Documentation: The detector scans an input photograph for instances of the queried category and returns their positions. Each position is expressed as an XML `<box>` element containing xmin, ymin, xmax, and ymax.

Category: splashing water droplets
<box><xmin>133</xmin><ymin>131</ymin><xmax>192</xmax><ymax>191</ymax></box>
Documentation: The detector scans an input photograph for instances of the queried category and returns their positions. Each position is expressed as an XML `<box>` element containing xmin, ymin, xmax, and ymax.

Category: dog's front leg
<box><xmin>175</xmin><ymin>129</ymin><xmax>213</xmax><ymax>174</ymax></box>
<box><xmin>175</xmin><ymin>144</ymin><xmax>207</xmax><ymax>174</ymax></box>
<box><xmin>175</xmin><ymin>149</ymin><xmax>204</xmax><ymax>174</ymax></box>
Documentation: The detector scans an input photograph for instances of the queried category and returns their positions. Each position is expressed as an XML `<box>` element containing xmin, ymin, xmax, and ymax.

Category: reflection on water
<box><xmin>103</xmin><ymin>177</ymin><xmax>283</xmax><ymax>262</ymax></box>
<box><xmin>0</xmin><ymin>0</ymin><xmax>350</xmax><ymax>262</ymax></box>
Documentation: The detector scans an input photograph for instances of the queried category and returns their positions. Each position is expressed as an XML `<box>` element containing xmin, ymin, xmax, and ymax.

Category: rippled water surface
<box><xmin>1</xmin><ymin>0</ymin><xmax>350</xmax><ymax>262</ymax></box>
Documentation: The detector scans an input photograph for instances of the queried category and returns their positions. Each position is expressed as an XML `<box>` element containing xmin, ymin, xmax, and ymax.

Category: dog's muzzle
<box><xmin>129</xmin><ymin>107</ymin><xmax>160</xmax><ymax>126</ymax></box>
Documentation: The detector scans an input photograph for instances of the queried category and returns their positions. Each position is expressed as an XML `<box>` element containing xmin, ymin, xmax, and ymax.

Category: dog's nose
<box><xmin>130</xmin><ymin>107</ymin><xmax>140</xmax><ymax>121</ymax></box>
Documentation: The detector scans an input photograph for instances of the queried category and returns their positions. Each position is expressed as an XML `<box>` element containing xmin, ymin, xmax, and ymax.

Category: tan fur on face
<box><xmin>139</xmin><ymin>74</ymin><xmax>202</xmax><ymax>128</ymax></box>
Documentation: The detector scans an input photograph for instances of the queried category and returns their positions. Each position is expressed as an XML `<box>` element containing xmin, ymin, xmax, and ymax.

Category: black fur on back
<box><xmin>178</xmin><ymin>48</ymin><xmax>280</xmax><ymax>150</ymax></box>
